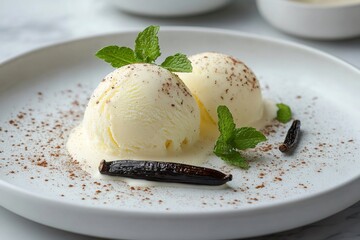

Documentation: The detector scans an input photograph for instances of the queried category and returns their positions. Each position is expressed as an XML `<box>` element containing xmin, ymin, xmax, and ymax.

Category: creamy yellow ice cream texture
<box><xmin>79</xmin><ymin>63</ymin><xmax>200</xmax><ymax>158</ymax></box>
<box><xmin>177</xmin><ymin>52</ymin><xmax>274</xmax><ymax>130</ymax></box>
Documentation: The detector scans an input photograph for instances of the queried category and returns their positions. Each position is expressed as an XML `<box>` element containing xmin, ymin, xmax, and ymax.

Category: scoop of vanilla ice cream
<box><xmin>81</xmin><ymin>63</ymin><xmax>200</xmax><ymax>157</ymax></box>
<box><xmin>177</xmin><ymin>52</ymin><xmax>264</xmax><ymax>128</ymax></box>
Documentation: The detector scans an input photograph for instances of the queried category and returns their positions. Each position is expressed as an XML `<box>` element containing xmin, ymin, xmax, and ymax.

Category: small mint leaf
<box><xmin>214</xmin><ymin>139</ymin><xmax>233</xmax><ymax>156</ymax></box>
<box><xmin>232</xmin><ymin>127</ymin><xmax>267</xmax><ymax>150</ymax></box>
<box><xmin>219</xmin><ymin>151</ymin><xmax>249</xmax><ymax>170</ymax></box>
<box><xmin>135</xmin><ymin>25</ymin><xmax>161</xmax><ymax>63</ymax></box>
<box><xmin>213</xmin><ymin>140</ymin><xmax>249</xmax><ymax>170</ymax></box>
<box><xmin>217</xmin><ymin>105</ymin><xmax>235</xmax><ymax>142</ymax></box>
<box><xmin>276</xmin><ymin>103</ymin><xmax>292</xmax><ymax>123</ymax></box>
<box><xmin>96</xmin><ymin>46</ymin><xmax>138</xmax><ymax>68</ymax></box>
<box><xmin>161</xmin><ymin>53</ymin><xmax>192</xmax><ymax>72</ymax></box>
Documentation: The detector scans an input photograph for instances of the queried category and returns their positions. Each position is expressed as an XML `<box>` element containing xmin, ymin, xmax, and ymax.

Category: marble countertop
<box><xmin>0</xmin><ymin>0</ymin><xmax>359</xmax><ymax>239</ymax></box>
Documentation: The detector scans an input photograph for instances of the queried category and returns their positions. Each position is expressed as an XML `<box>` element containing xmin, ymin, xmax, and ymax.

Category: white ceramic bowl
<box><xmin>256</xmin><ymin>0</ymin><xmax>360</xmax><ymax>40</ymax></box>
<box><xmin>111</xmin><ymin>0</ymin><xmax>232</xmax><ymax>17</ymax></box>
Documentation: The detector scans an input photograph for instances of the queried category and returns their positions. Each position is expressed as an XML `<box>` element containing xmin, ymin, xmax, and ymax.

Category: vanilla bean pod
<box><xmin>279</xmin><ymin>120</ymin><xmax>301</xmax><ymax>153</ymax></box>
<box><xmin>99</xmin><ymin>160</ymin><xmax>232</xmax><ymax>186</ymax></box>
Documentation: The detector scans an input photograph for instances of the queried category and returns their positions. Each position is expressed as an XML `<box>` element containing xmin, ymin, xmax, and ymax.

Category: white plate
<box><xmin>0</xmin><ymin>27</ymin><xmax>359</xmax><ymax>240</ymax></box>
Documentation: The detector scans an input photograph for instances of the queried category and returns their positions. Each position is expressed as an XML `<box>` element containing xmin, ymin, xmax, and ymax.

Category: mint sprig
<box><xmin>276</xmin><ymin>103</ymin><xmax>292</xmax><ymax>123</ymax></box>
<box><xmin>213</xmin><ymin>106</ymin><xmax>267</xmax><ymax>169</ymax></box>
<box><xmin>96</xmin><ymin>25</ymin><xmax>192</xmax><ymax>73</ymax></box>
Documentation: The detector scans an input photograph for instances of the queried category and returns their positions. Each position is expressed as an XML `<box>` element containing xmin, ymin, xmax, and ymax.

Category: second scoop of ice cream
<box><xmin>82</xmin><ymin>63</ymin><xmax>200</xmax><ymax>158</ymax></box>
<box><xmin>177</xmin><ymin>52</ymin><xmax>274</xmax><ymax>130</ymax></box>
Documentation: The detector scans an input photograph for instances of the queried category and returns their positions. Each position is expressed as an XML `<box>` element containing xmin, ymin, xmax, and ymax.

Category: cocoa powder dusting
<box><xmin>0</xmin><ymin>82</ymin><xmax>357</xmax><ymax>210</ymax></box>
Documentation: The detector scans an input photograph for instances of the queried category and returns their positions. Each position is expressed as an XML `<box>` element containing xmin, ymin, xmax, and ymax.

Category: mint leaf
<box><xmin>214</xmin><ymin>139</ymin><xmax>233</xmax><ymax>156</ymax></box>
<box><xmin>219</xmin><ymin>151</ymin><xmax>249</xmax><ymax>170</ymax></box>
<box><xmin>217</xmin><ymin>105</ymin><xmax>235</xmax><ymax>142</ymax></box>
<box><xmin>95</xmin><ymin>46</ymin><xmax>138</xmax><ymax>68</ymax></box>
<box><xmin>160</xmin><ymin>53</ymin><xmax>192</xmax><ymax>72</ymax></box>
<box><xmin>232</xmin><ymin>127</ymin><xmax>267</xmax><ymax>150</ymax></box>
<box><xmin>214</xmin><ymin>141</ymin><xmax>250</xmax><ymax>170</ymax></box>
<box><xmin>135</xmin><ymin>25</ymin><xmax>161</xmax><ymax>63</ymax></box>
<box><xmin>213</xmin><ymin>105</ymin><xmax>266</xmax><ymax>170</ymax></box>
<box><xmin>276</xmin><ymin>103</ymin><xmax>292</xmax><ymax>123</ymax></box>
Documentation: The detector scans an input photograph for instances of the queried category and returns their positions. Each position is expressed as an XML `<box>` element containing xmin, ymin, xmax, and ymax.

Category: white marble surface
<box><xmin>0</xmin><ymin>0</ymin><xmax>359</xmax><ymax>239</ymax></box>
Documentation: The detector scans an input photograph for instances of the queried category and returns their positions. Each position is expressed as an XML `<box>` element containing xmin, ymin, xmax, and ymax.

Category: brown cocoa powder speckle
<box><xmin>36</xmin><ymin>160</ymin><xmax>48</xmax><ymax>167</ymax></box>
<box><xmin>274</xmin><ymin>177</ymin><xmax>282</xmax><ymax>182</ymax></box>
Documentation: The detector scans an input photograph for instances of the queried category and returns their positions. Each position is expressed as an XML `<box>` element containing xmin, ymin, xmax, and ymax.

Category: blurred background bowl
<box><xmin>111</xmin><ymin>0</ymin><xmax>232</xmax><ymax>17</ymax></box>
<box><xmin>256</xmin><ymin>0</ymin><xmax>360</xmax><ymax>40</ymax></box>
